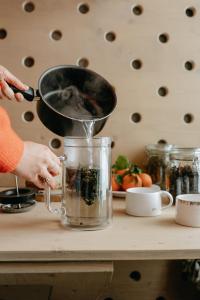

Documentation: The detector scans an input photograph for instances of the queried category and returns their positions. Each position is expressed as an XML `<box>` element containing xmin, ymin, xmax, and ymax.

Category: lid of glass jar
<box><xmin>169</xmin><ymin>147</ymin><xmax>200</xmax><ymax>160</ymax></box>
<box><xmin>146</xmin><ymin>144</ymin><xmax>174</xmax><ymax>154</ymax></box>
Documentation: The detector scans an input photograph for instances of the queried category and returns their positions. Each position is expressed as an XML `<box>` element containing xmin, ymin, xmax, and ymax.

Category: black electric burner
<box><xmin>0</xmin><ymin>188</ymin><xmax>36</xmax><ymax>213</ymax></box>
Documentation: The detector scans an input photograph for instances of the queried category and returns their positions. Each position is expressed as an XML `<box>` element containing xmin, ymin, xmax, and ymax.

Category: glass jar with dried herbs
<box><xmin>145</xmin><ymin>144</ymin><xmax>174</xmax><ymax>190</ymax></box>
<box><xmin>166</xmin><ymin>147</ymin><xmax>200</xmax><ymax>203</ymax></box>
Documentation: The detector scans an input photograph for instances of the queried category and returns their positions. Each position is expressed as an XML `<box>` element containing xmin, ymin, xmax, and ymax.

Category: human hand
<box><xmin>12</xmin><ymin>141</ymin><xmax>61</xmax><ymax>189</ymax></box>
<box><xmin>0</xmin><ymin>65</ymin><xmax>29</xmax><ymax>102</ymax></box>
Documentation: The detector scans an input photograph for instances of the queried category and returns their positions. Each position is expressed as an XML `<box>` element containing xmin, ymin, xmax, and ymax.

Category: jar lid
<box><xmin>169</xmin><ymin>147</ymin><xmax>200</xmax><ymax>160</ymax></box>
<box><xmin>146</xmin><ymin>144</ymin><xmax>174</xmax><ymax>154</ymax></box>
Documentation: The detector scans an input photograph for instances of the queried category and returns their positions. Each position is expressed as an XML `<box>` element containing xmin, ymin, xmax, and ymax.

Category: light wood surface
<box><xmin>0</xmin><ymin>199</ymin><xmax>200</xmax><ymax>262</ymax></box>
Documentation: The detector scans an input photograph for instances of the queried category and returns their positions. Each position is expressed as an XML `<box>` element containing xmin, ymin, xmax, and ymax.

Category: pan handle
<box><xmin>8</xmin><ymin>84</ymin><xmax>36</xmax><ymax>101</ymax></box>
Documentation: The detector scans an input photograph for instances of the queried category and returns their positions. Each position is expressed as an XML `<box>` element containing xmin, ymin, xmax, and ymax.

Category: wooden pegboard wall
<box><xmin>1</xmin><ymin>0</ymin><xmax>200</xmax><ymax>185</ymax></box>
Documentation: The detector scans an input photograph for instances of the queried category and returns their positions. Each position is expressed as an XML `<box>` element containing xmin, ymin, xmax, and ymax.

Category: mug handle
<box><xmin>45</xmin><ymin>156</ymin><xmax>66</xmax><ymax>216</ymax></box>
<box><xmin>160</xmin><ymin>191</ymin><xmax>173</xmax><ymax>209</ymax></box>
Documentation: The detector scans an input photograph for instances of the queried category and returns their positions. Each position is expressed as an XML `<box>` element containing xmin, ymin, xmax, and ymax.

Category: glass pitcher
<box><xmin>45</xmin><ymin>137</ymin><xmax>112</xmax><ymax>230</ymax></box>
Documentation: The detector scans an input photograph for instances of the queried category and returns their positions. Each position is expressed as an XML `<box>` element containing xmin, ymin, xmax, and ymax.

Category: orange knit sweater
<box><xmin>0</xmin><ymin>106</ymin><xmax>24</xmax><ymax>172</ymax></box>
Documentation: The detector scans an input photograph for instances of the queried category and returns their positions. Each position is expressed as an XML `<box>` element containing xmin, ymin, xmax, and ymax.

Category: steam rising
<box><xmin>44</xmin><ymin>85</ymin><xmax>104</xmax><ymax>121</ymax></box>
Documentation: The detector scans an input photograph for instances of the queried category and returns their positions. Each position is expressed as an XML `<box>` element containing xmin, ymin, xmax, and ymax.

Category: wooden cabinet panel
<box><xmin>0</xmin><ymin>286</ymin><xmax>51</xmax><ymax>300</ymax></box>
<box><xmin>0</xmin><ymin>261</ymin><xmax>113</xmax><ymax>300</ymax></box>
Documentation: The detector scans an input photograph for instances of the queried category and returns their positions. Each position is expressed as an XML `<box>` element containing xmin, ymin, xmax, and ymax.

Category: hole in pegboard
<box><xmin>22</xmin><ymin>111</ymin><xmax>34</xmax><ymax>122</ymax></box>
<box><xmin>131</xmin><ymin>113</ymin><xmax>142</xmax><ymax>123</ymax></box>
<box><xmin>111</xmin><ymin>141</ymin><xmax>115</xmax><ymax>149</ymax></box>
<box><xmin>50</xmin><ymin>138</ymin><xmax>62</xmax><ymax>149</ymax></box>
<box><xmin>23</xmin><ymin>56</ymin><xmax>35</xmax><ymax>67</ymax></box>
<box><xmin>77</xmin><ymin>57</ymin><xmax>89</xmax><ymax>68</ymax></box>
<box><xmin>0</xmin><ymin>29</ymin><xmax>7</xmax><ymax>39</ymax></box>
<box><xmin>184</xmin><ymin>60</ymin><xmax>195</xmax><ymax>71</ymax></box>
<box><xmin>158</xmin><ymin>33</ymin><xmax>169</xmax><ymax>43</ymax></box>
<box><xmin>158</xmin><ymin>86</ymin><xmax>168</xmax><ymax>97</ymax></box>
<box><xmin>23</xmin><ymin>1</ymin><xmax>35</xmax><ymax>12</ymax></box>
<box><xmin>185</xmin><ymin>7</ymin><xmax>196</xmax><ymax>17</ymax></box>
<box><xmin>158</xmin><ymin>139</ymin><xmax>167</xmax><ymax>144</ymax></box>
<box><xmin>105</xmin><ymin>31</ymin><xmax>116</xmax><ymax>42</ymax></box>
<box><xmin>50</xmin><ymin>30</ymin><xmax>62</xmax><ymax>41</ymax></box>
<box><xmin>129</xmin><ymin>271</ymin><xmax>141</xmax><ymax>281</ymax></box>
<box><xmin>156</xmin><ymin>297</ymin><xmax>166</xmax><ymax>300</ymax></box>
<box><xmin>78</xmin><ymin>3</ymin><xmax>90</xmax><ymax>14</ymax></box>
<box><xmin>132</xmin><ymin>5</ymin><xmax>143</xmax><ymax>15</ymax></box>
<box><xmin>184</xmin><ymin>113</ymin><xmax>193</xmax><ymax>123</ymax></box>
<box><xmin>131</xmin><ymin>59</ymin><xmax>142</xmax><ymax>70</ymax></box>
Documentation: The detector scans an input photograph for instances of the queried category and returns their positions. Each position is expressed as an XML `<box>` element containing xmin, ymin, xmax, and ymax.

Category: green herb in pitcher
<box><xmin>66</xmin><ymin>167</ymin><xmax>100</xmax><ymax>206</ymax></box>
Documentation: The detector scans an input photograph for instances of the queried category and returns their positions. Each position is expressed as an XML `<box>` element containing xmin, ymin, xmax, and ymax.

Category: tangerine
<box><xmin>139</xmin><ymin>173</ymin><xmax>152</xmax><ymax>187</ymax></box>
<box><xmin>122</xmin><ymin>173</ymin><xmax>142</xmax><ymax>191</ymax></box>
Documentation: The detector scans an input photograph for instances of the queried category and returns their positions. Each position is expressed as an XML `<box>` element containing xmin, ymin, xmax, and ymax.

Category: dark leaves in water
<box><xmin>66</xmin><ymin>167</ymin><xmax>100</xmax><ymax>206</ymax></box>
<box><xmin>75</xmin><ymin>167</ymin><xmax>100</xmax><ymax>205</ymax></box>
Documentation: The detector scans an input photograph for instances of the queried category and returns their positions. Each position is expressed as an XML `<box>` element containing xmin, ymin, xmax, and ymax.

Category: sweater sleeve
<box><xmin>0</xmin><ymin>106</ymin><xmax>24</xmax><ymax>173</ymax></box>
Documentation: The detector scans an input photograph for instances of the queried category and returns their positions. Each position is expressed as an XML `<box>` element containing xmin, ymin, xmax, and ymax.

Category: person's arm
<box><xmin>0</xmin><ymin>107</ymin><xmax>60</xmax><ymax>189</ymax></box>
<box><xmin>0</xmin><ymin>66</ymin><xmax>60</xmax><ymax>188</ymax></box>
<box><xmin>0</xmin><ymin>106</ymin><xmax>24</xmax><ymax>172</ymax></box>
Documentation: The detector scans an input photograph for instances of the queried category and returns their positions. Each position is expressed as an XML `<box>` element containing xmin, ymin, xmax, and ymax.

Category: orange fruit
<box><xmin>139</xmin><ymin>173</ymin><xmax>152</xmax><ymax>187</ymax></box>
<box><xmin>112</xmin><ymin>175</ymin><xmax>121</xmax><ymax>191</ymax></box>
<box><xmin>122</xmin><ymin>174</ymin><xmax>142</xmax><ymax>191</ymax></box>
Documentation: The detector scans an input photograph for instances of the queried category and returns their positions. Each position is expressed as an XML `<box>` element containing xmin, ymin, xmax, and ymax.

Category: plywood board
<box><xmin>1</xmin><ymin>0</ymin><xmax>200</xmax><ymax>185</ymax></box>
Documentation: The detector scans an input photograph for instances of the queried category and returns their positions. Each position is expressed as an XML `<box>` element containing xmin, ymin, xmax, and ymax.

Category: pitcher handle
<box><xmin>160</xmin><ymin>191</ymin><xmax>173</xmax><ymax>209</ymax></box>
<box><xmin>45</xmin><ymin>155</ymin><xmax>66</xmax><ymax>216</ymax></box>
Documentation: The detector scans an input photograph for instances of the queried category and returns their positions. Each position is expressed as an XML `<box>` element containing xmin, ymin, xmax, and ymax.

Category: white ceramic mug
<box><xmin>175</xmin><ymin>194</ymin><xmax>200</xmax><ymax>227</ymax></box>
<box><xmin>125</xmin><ymin>186</ymin><xmax>173</xmax><ymax>217</ymax></box>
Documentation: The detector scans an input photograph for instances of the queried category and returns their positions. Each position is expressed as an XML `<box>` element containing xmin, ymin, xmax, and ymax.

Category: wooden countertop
<box><xmin>0</xmin><ymin>198</ymin><xmax>200</xmax><ymax>262</ymax></box>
